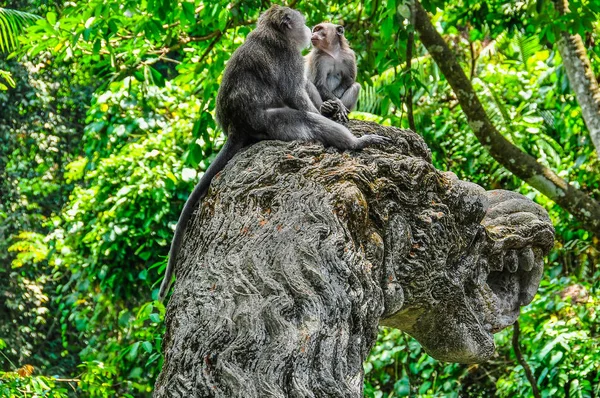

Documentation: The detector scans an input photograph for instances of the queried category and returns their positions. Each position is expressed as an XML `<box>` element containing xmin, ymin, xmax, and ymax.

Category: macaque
<box><xmin>305</xmin><ymin>23</ymin><xmax>360</xmax><ymax>123</ymax></box>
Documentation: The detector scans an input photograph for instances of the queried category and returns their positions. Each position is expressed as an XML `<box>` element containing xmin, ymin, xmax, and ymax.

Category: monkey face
<box><xmin>311</xmin><ymin>23</ymin><xmax>345</xmax><ymax>51</ymax></box>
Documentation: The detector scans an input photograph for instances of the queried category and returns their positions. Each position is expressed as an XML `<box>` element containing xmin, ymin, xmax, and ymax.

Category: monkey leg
<box><xmin>263</xmin><ymin>107</ymin><xmax>391</xmax><ymax>150</ymax></box>
<box><xmin>340</xmin><ymin>82</ymin><xmax>361</xmax><ymax>111</ymax></box>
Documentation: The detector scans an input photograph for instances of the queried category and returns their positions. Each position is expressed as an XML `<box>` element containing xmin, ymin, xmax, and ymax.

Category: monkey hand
<box><xmin>331</xmin><ymin>108</ymin><xmax>349</xmax><ymax>124</ymax></box>
<box><xmin>320</xmin><ymin>99</ymin><xmax>340</xmax><ymax>116</ymax></box>
<box><xmin>320</xmin><ymin>99</ymin><xmax>349</xmax><ymax>124</ymax></box>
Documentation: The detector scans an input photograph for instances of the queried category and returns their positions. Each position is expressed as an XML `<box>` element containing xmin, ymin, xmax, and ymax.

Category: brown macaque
<box><xmin>305</xmin><ymin>23</ymin><xmax>361</xmax><ymax>123</ymax></box>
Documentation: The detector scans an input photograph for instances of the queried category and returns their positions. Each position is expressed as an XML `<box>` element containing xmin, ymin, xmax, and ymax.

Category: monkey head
<box><xmin>310</xmin><ymin>22</ymin><xmax>349</xmax><ymax>52</ymax></box>
<box><xmin>259</xmin><ymin>5</ymin><xmax>311</xmax><ymax>50</ymax></box>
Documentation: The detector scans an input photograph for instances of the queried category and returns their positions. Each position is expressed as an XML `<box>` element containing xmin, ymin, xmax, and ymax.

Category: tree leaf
<box><xmin>127</xmin><ymin>342</ymin><xmax>140</xmax><ymax>361</ymax></box>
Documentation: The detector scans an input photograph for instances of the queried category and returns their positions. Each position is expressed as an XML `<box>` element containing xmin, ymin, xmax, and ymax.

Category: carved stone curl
<box><xmin>154</xmin><ymin>121</ymin><xmax>554</xmax><ymax>397</ymax></box>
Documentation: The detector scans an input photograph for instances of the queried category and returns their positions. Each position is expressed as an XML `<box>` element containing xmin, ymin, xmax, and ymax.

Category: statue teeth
<box><xmin>505</xmin><ymin>250</ymin><xmax>518</xmax><ymax>273</ymax></box>
<box><xmin>519</xmin><ymin>248</ymin><xmax>535</xmax><ymax>272</ymax></box>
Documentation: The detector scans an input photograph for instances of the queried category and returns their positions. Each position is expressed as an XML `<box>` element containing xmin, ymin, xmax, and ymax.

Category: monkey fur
<box><xmin>305</xmin><ymin>23</ymin><xmax>361</xmax><ymax>124</ymax></box>
<box><xmin>158</xmin><ymin>6</ymin><xmax>390</xmax><ymax>302</ymax></box>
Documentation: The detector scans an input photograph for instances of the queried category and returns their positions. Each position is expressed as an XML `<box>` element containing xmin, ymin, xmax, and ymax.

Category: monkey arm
<box><xmin>291</xmin><ymin>86</ymin><xmax>321</xmax><ymax>114</ymax></box>
<box><xmin>315</xmin><ymin>82</ymin><xmax>338</xmax><ymax>103</ymax></box>
<box><xmin>315</xmin><ymin>73</ymin><xmax>348</xmax><ymax>121</ymax></box>
<box><xmin>308</xmin><ymin>82</ymin><xmax>351</xmax><ymax>124</ymax></box>
<box><xmin>333</xmin><ymin>53</ymin><xmax>359</xmax><ymax>110</ymax></box>
<box><xmin>312</xmin><ymin>66</ymin><xmax>339</xmax><ymax>104</ymax></box>
<box><xmin>304</xmin><ymin>95</ymin><xmax>321</xmax><ymax>114</ymax></box>
<box><xmin>337</xmin><ymin>57</ymin><xmax>359</xmax><ymax>110</ymax></box>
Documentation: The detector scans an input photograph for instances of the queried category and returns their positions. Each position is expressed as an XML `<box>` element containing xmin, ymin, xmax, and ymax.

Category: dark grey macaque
<box><xmin>158</xmin><ymin>5</ymin><xmax>390</xmax><ymax>302</ymax></box>
<box><xmin>305</xmin><ymin>22</ymin><xmax>361</xmax><ymax>123</ymax></box>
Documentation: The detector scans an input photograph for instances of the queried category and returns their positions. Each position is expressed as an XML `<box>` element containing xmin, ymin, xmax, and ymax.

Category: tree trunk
<box><xmin>411</xmin><ymin>0</ymin><xmax>600</xmax><ymax>236</ymax></box>
<box><xmin>155</xmin><ymin>121</ymin><xmax>554</xmax><ymax>397</ymax></box>
<box><xmin>554</xmin><ymin>0</ymin><xmax>600</xmax><ymax>157</ymax></box>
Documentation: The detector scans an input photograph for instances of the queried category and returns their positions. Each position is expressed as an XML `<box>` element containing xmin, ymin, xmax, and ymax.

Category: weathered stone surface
<box><xmin>154</xmin><ymin>120</ymin><xmax>554</xmax><ymax>397</ymax></box>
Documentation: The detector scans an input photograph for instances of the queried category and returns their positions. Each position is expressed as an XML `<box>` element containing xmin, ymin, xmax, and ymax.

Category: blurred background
<box><xmin>0</xmin><ymin>0</ymin><xmax>598</xmax><ymax>396</ymax></box>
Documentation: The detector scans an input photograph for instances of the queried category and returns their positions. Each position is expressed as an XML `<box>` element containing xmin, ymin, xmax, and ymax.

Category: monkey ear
<box><xmin>281</xmin><ymin>14</ymin><xmax>292</xmax><ymax>29</ymax></box>
<box><xmin>336</xmin><ymin>25</ymin><xmax>345</xmax><ymax>36</ymax></box>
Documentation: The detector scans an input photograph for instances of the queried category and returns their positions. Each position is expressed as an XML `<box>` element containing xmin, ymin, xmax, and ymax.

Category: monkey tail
<box><xmin>158</xmin><ymin>136</ymin><xmax>245</xmax><ymax>302</ymax></box>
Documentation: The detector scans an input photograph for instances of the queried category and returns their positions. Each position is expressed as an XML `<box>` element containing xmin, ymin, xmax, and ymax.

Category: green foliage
<box><xmin>32</xmin><ymin>77</ymin><xmax>203</xmax><ymax>394</ymax></box>
<box><xmin>1</xmin><ymin>0</ymin><xmax>599</xmax><ymax>396</ymax></box>
<box><xmin>364</xmin><ymin>276</ymin><xmax>600</xmax><ymax>398</ymax></box>
<box><xmin>495</xmin><ymin>276</ymin><xmax>600</xmax><ymax>398</ymax></box>
<box><xmin>0</xmin><ymin>358</ymin><xmax>69</xmax><ymax>398</ymax></box>
<box><xmin>0</xmin><ymin>69</ymin><xmax>15</xmax><ymax>90</ymax></box>
<box><xmin>0</xmin><ymin>8</ymin><xmax>40</xmax><ymax>53</ymax></box>
<box><xmin>0</xmin><ymin>371</ymin><xmax>69</xmax><ymax>398</ymax></box>
<box><xmin>0</xmin><ymin>8</ymin><xmax>40</xmax><ymax>90</ymax></box>
<box><xmin>364</xmin><ymin>328</ymin><xmax>469</xmax><ymax>397</ymax></box>
<box><xmin>0</xmin><ymin>52</ymin><xmax>91</xmax><ymax>378</ymax></box>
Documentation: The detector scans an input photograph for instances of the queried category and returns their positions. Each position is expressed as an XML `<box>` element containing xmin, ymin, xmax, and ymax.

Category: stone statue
<box><xmin>154</xmin><ymin>121</ymin><xmax>554</xmax><ymax>397</ymax></box>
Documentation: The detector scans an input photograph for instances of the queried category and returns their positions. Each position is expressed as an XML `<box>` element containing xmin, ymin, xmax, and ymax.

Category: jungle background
<box><xmin>0</xmin><ymin>0</ymin><xmax>599</xmax><ymax>396</ymax></box>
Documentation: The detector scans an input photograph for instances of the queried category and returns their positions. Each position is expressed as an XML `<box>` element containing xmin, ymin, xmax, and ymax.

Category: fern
<box><xmin>357</xmin><ymin>56</ymin><xmax>428</xmax><ymax>120</ymax></box>
<box><xmin>357</xmin><ymin>67</ymin><xmax>399</xmax><ymax>116</ymax></box>
<box><xmin>479</xmin><ymin>31</ymin><xmax>508</xmax><ymax>61</ymax></box>
<box><xmin>475</xmin><ymin>77</ymin><xmax>512</xmax><ymax>134</ymax></box>
<box><xmin>480</xmin><ymin>31</ymin><xmax>541</xmax><ymax>69</ymax></box>
<box><xmin>358</xmin><ymin>82</ymin><xmax>382</xmax><ymax>115</ymax></box>
<box><xmin>516</xmin><ymin>32</ymin><xmax>541</xmax><ymax>71</ymax></box>
<box><xmin>0</xmin><ymin>69</ymin><xmax>15</xmax><ymax>89</ymax></box>
<box><xmin>0</xmin><ymin>8</ymin><xmax>40</xmax><ymax>53</ymax></box>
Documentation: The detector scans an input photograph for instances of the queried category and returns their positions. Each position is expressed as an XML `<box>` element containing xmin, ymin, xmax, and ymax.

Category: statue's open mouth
<box><xmin>405</xmin><ymin>242</ymin><xmax>547</xmax><ymax>364</ymax></box>
<box><xmin>434</xmin><ymin>193</ymin><xmax>554</xmax><ymax>363</ymax></box>
<box><xmin>381</xmin><ymin>190</ymin><xmax>554</xmax><ymax>364</ymax></box>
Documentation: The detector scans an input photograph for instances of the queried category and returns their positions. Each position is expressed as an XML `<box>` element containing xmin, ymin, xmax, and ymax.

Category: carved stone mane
<box><xmin>154</xmin><ymin>121</ymin><xmax>554</xmax><ymax>397</ymax></box>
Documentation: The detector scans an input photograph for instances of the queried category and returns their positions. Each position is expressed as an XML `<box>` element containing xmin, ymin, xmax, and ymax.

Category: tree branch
<box><xmin>512</xmin><ymin>321</ymin><xmax>541</xmax><ymax>398</ymax></box>
<box><xmin>553</xmin><ymin>0</ymin><xmax>600</xmax><ymax>157</ymax></box>
<box><xmin>469</xmin><ymin>39</ymin><xmax>476</xmax><ymax>80</ymax></box>
<box><xmin>166</xmin><ymin>19</ymin><xmax>256</xmax><ymax>53</ymax></box>
<box><xmin>405</xmin><ymin>8</ymin><xmax>416</xmax><ymax>132</ymax></box>
<box><xmin>412</xmin><ymin>0</ymin><xmax>600</xmax><ymax>236</ymax></box>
